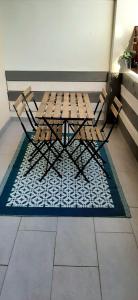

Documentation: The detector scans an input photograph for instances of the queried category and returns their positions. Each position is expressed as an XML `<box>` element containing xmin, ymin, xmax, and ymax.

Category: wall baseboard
<box><xmin>121</xmin><ymin>95</ymin><xmax>138</xmax><ymax>131</ymax></box>
<box><xmin>122</xmin><ymin>73</ymin><xmax>138</xmax><ymax>100</ymax></box>
<box><xmin>0</xmin><ymin>117</ymin><xmax>11</xmax><ymax>138</ymax></box>
<box><xmin>119</xmin><ymin>118</ymin><xmax>138</xmax><ymax>161</ymax></box>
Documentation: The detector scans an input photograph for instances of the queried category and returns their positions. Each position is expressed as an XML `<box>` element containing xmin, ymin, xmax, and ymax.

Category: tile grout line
<box><xmin>92</xmin><ymin>230</ymin><xmax>133</xmax><ymax>234</ymax></box>
<box><xmin>94</xmin><ymin>231</ymin><xmax>133</xmax><ymax>236</ymax></box>
<box><xmin>54</xmin><ymin>265</ymin><xmax>99</xmax><ymax>267</ymax></box>
<box><xmin>19</xmin><ymin>229</ymin><xmax>57</xmax><ymax>232</ymax></box>
<box><xmin>49</xmin><ymin>217</ymin><xmax>58</xmax><ymax>300</ymax></box>
<box><xmin>0</xmin><ymin>217</ymin><xmax>22</xmax><ymax>297</ymax></box>
<box><xmin>0</xmin><ymin>264</ymin><xmax>8</xmax><ymax>267</ymax></box>
<box><xmin>93</xmin><ymin>218</ymin><xmax>103</xmax><ymax>300</ymax></box>
<box><xmin>129</xmin><ymin>206</ymin><xmax>138</xmax><ymax>209</ymax></box>
<box><xmin>129</xmin><ymin>220</ymin><xmax>138</xmax><ymax>249</ymax></box>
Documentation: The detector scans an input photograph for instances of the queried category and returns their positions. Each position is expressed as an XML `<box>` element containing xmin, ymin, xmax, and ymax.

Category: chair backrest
<box><xmin>102</xmin><ymin>88</ymin><xmax>107</xmax><ymax>99</ymax></box>
<box><xmin>94</xmin><ymin>87</ymin><xmax>107</xmax><ymax>125</ymax></box>
<box><xmin>13</xmin><ymin>92</ymin><xmax>36</xmax><ymax>131</ymax></box>
<box><xmin>22</xmin><ymin>86</ymin><xmax>38</xmax><ymax>127</ymax></box>
<box><xmin>101</xmin><ymin>96</ymin><xmax>122</xmax><ymax>140</ymax></box>
<box><xmin>22</xmin><ymin>86</ymin><xmax>38</xmax><ymax>109</ymax></box>
<box><xmin>23</xmin><ymin>86</ymin><xmax>31</xmax><ymax>97</ymax></box>
<box><xmin>113</xmin><ymin>96</ymin><xmax>122</xmax><ymax>112</ymax></box>
<box><xmin>13</xmin><ymin>94</ymin><xmax>26</xmax><ymax>118</ymax></box>
<box><xmin>22</xmin><ymin>86</ymin><xmax>34</xmax><ymax>103</ymax></box>
<box><xmin>99</xmin><ymin>88</ymin><xmax>107</xmax><ymax>106</ymax></box>
<box><xmin>110</xmin><ymin>97</ymin><xmax>122</xmax><ymax>120</ymax></box>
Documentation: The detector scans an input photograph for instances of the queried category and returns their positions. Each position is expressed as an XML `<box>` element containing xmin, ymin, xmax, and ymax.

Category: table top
<box><xmin>36</xmin><ymin>92</ymin><xmax>94</xmax><ymax>120</ymax></box>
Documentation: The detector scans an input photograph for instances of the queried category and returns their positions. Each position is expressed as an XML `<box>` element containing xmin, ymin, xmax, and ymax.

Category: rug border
<box><xmin>104</xmin><ymin>144</ymin><xmax>131</xmax><ymax>218</ymax></box>
<box><xmin>0</xmin><ymin>133</ymin><xmax>130</xmax><ymax>218</ymax></box>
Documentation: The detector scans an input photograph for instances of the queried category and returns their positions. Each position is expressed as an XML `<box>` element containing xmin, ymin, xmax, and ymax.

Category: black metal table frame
<box><xmin>38</xmin><ymin>117</ymin><xmax>91</xmax><ymax>182</ymax></box>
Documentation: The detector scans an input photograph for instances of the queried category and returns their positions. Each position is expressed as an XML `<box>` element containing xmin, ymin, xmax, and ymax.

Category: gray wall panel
<box><xmin>5</xmin><ymin>71</ymin><xmax>108</xmax><ymax>82</ymax></box>
<box><xmin>119</xmin><ymin>119</ymin><xmax>138</xmax><ymax>161</ymax></box>
<box><xmin>121</xmin><ymin>96</ymin><xmax>138</xmax><ymax>131</ymax></box>
<box><xmin>122</xmin><ymin>74</ymin><xmax>138</xmax><ymax>100</ymax></box>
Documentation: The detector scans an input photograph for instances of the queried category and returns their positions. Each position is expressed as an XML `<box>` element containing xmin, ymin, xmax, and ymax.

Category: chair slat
<box><xmin>110</xmin><ymin>104</ymin><xmax>118</xmax><ymax>118</ymax></box>
<box><xmin>57</xmin><ymin>125</ymin><xmax>62</xmax><ymax>140</ymax></box>
<box><xmin>41</xmin><ymin>129</ymin><xmax>46</xmax><ymax>140</ymax></box>
<box><xmin>85</xmin><ymin>127</ymin><xmax>92</xmax><ymax>140</ymax></box>
<box><xmin>90</xmin><ymin>127</ymin><xmax>97</xmax><ymax>140</ymax></box>
<box><xmin>23</xmin><ymin>86</ymin><xmax>31</xmax><ymax>97</ymax></box>
<box><xmin>102</xmin><ymin>88</ymin><xmax>107</xmax><ymax>99</ymax></box>
<box><xmin>62</xmin><ymin>93</ymin><xmax>70</xmax><ymax>118</ymax></box>
<box><xmin>77</xmin><ymin>93</ymin><xmax>86</xmax><ymax>119</ymax></box>
<box><xmin>45</xmin><ymin>129</ymin><xmax>51</xmax><ymax>141</ymax></box>
<box><xmin>83</xmin><ymin>93</ymin><xmax>94</xmax><ymax>119</ymax></box>
<box><xmin>34</xmin><ymin>127</ymin><xmax>41</xmax><ymax>141</ymax></box>
<box><xmin>25</xmin><ymin>92</ymin><xmax>34</xmax><ymax>103</ymax></box>
<box><xmin>44</xmin><ymin>93</ymin><xmax>56</xmax><ymax>118</ymax></box>
<box><xmin>113</xmin><ymin>97</ymin><xmax>122</xmax><ymax>110</ymax></box>
<box><xmin>16</xmin><ymin>102</ymin><xmax>26</xmax><ymax>116</ymax></box>
<box><xmin>80</xmin><ymin>127</ymin><xmax>86</xmax><ymax>140</ymax></box>
<box><xmin>70</xmin><ymin>93</ymin><xmax>78</xmax><ymax>118</ymax></box>
<box><xmin>36</xmin><ymin>92</ymin><xmax>50</xmax><ymax>118</ymax></box>
<box><xmin>99</xmin><ymin>94</ymin><xmax>104</xmax><ymax>105</ymax></box>
<box><xmin>14</xmin><ymin>94</ymin><xmax>24</xmax><ymax>108</ymax></box>
<box><xmin>53</xmin><ymin>94</ymin><xmax>62</xmax><ymax>118</ymax></box>
<box><xmin>95</xmin><ymin>127</ymin><xmax>103</xmax><ymax>141</ymax></box>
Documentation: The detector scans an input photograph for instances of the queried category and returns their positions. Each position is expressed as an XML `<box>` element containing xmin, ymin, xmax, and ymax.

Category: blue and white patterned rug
<box><xmin>0</xmin><ymin>133</ymin><xmax>130</xmax><ymax>217</ymax></box>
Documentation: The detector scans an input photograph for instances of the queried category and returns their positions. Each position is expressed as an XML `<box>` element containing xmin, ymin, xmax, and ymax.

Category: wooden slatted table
<box><xmin>36</xmin><ymin>92</ymin><xmax>94</xmax><ymax>121</ymax></box>
<box><xmin>36</xmin><ymin>92</ymin><xmax>94</xmax><ymax>181</ymax></box>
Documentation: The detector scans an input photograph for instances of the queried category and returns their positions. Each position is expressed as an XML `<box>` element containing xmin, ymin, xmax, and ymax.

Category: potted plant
<box><xmin>119</xmin><ymin>50</ymin><xmax>136</xmax><ymax>71</ymax></box>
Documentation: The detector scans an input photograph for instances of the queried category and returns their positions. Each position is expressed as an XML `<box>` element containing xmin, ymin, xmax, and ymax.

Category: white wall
<box><xmin>111</xmin><ymin>0</ymin><xmax>138</xmax><ymax>73</ymax></box>
<box><xmin>0</xmin><ymin>31</ymin><xmax>10</xmax><ymax>130</ymax></box>
<box><xmin>0</xmin><ymin>0</ymin><xmax>114</xmax><ymax>71</ymax></box>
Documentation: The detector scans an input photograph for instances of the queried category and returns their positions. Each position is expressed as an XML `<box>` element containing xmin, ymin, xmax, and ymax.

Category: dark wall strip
<box><xmin>119</xmin><ymin>119</ymin><xmax>138</xmax><ymax>161</ymax></box>
<box><xmin>121</xmin><ymin>96</ymin><xmax>138</xmax><ymax>131</ymax></box>
<box><xmin>5</xmin><ymin>71</ymin><xmax>108</xmax><ymax>82</ymax></box>
<box><xmin>8</xmin><ymin>91</ymin><xmax>100</xmax><ymax>103</ymax></box>
<box><xmin>8</xmin><ymin>91</ymin><xmax>44</xmax><ymax>102</ymax></box>
<box><xmin>122</xmin><ymin>74</ymin><xmax>138</xmax><ymax>100</ymax></box>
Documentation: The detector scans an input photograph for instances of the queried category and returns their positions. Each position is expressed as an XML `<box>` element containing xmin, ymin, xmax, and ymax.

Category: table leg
<box><xmin>42</xmin><ymin>118</ymin><xmax>90</xmax><ymax>182</ymax></box>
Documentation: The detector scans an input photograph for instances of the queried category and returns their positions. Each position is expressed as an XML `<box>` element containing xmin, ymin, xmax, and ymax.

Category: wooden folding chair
<box><xmin>73</xmin><ymin>97</ymin><xmax>122</xmax><ymax>179</ymax></box>
<box><xmin>68</xmin><ymin>88</ymin><xmax>107</xmax><ymax>134</ymax></box>
<box><xmin>22</xmin><ymin>87</ymin><xmax>64</xmax><ymax>162</ymax></box>
<box><xmin>21</xmin><ymin>86</ymin><xmax>40</xmax><ymax>127</ymax></box>
<box><xmin>13</xmin><ymin>95</ymin><xmax>62</xmax><ymax>180</ymax></box>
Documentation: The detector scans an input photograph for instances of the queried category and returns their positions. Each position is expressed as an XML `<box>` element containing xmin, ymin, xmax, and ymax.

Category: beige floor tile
<box><xmin>117</xmin><ymin>170</ymin><xmax>138</xmax><ymax>207</ymax></box>
<box><xmin>97</xmin><ymin>233</ymin><xmax>138</xmax><ymax>300</ymax></box>
<box><xmin>94</xmin><ymin>217</ymin><xmax>132</xmax><ymax>232</ymax></box>
<box><xmin>0</xmin><ymin>217</ymin><xmax>20</xmax><ymax>265</ymax></box>
<box><xmin>20</xmin><ymin>217</ymin><xmax>57</xmax><ymax>231</ymax></box>
<box><xmin>107</xmin><ymin>128</ymin><xmax>138</xmax><ymax>174</ymax></box>
<box><xmin>55</xmin><ymin>218</ymin><xmax>97</xmax><ymax>266</ymax></box>
<box><xmin>0</xmin><ymin>155</ymin><xmax>15</xmax><ymax>184</ymax></box>
<box><xmin>0</xmin><ymin>231</ymin><xmax>55</xmax><ymax>300</ymax></box>
<box><xmin>108</xmin><ymin>145</ymin><xmax>138</xmax><ymax>173</ymax></box>
<box><xmin>51</xmin><ymin>267</ymin><xmax>101</xmax><ymax>300</ymax></box>
<box><xmin>0</xmin><ymin>267</ymin><xmax>7</xmax><ymax>293</ymax></box>
<box><xmin>130</xmin><ymin>208</ymin><xmax>138</xmax><ymax>245</ymax></box>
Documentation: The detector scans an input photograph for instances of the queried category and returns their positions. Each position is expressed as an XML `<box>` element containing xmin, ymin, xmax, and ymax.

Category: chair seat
<box><xmin>76</xmin><ymin>126</ymin><xmax>104</xmax><ymax>141</ymax></box>
<box><xmin>37</xmin><ymin>118</ymin><xmax>63</xmax><ymax>126</ymax></box>
<box><xmin>68</xmin><ymin>120</ymin><xmax>93</xmax><ymax>126</ymax></box>
<box><xmin>34</xmin><ymin>125</ymin><xmax>62</xmax><ymax>142</ymax></box>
